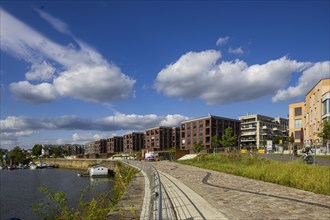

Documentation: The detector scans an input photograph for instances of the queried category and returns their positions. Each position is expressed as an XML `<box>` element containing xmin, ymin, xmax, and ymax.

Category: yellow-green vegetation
<box><xmin>33</xmin><ymin>162</ymin><xmax>138</xmax><ymax>220</ymax></box>
<box><xmin>179</xmin><ymin>153</ymin><xmax>330</xmax><ymax>195</ymax></box>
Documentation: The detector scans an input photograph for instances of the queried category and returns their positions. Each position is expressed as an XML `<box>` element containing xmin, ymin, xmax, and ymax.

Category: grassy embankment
<box><xmin>178</xmin><ymin>153</ymin><xmax>330</xmax><ymax>195</ymax></box>
<box><xmin>34</xmin><ymin>161</ymin><xmax>138</xmax><ymax>220</ymax></box>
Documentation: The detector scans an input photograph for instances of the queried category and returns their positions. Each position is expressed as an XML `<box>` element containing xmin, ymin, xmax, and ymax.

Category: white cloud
<box><xmin>9</xmin><ymin>81</ymin><xmax>59</xmax><ymax>103</ymax></box>
<box><xmin>155</xmin><ymin>51</ymin><xmax>312</xmax><ymax>104</ymax></box>
<box><xmin>54</xmin><ymin>64</ymin><xmax>135</xmax><ymax>102</ymax></box>
<box><xmin>272</xmin><ymin>61</ymin><xmax>330</xmax><ymax>102</ymax></box>
<box><xmin>0</xmin><ymin>8</ymin><xmax>135</xmax><ymax>104</ymax></box>
<box><xmin>160</xmin><ymin>114</ymin><xmax>189</xmax><ymax>126</ymax></box>
<box><xmin>34</xmin><ymin>7</ymin><xmax>71</xmax><ymax>35</ymax></box>
<box><xmin>72</xmin><ymin>133</ymin><xmax>106</xmax><ymax>143</ymax></box>
<box><xmin>155</xmin><ymin>50</ymin><xmax>222</xmax><ymax>99</ymax></box>
<box><xmin>216</xmin><ymin>36</ymin><xmax>230</xmax><ymax>46</ymax></box>
<box><xmin>25</xmin><ymin>61</ymin><xmax>56</xmax><ymax>81</ymax></box>
<box><xmin>0</xmin><ymin>113</ymin><xmax>187</xmax><ymax>149</ymax></box>
<box><xmin>1</xmin><ymin>113</ymin><xmax>187</xmax><ymax>134</ymax></box>
<box><xmin>228</xmin><ymin>47</ymin><xmax>244</xmax><ymax>55</ymax></box>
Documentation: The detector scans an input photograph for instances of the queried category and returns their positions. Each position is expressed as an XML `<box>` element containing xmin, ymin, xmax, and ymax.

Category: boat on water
<box><xmin>29</xmin><ymin>162</ymin><xmax>37</xmax><ymax>170</ymax></box>
<box><xmin>36</xmin><ymin>163</ymin><xmax>47</xmax><ymax>169</ymax></box>
<box><xmin>78</xmin><ymin>165</ymin><xmax>113</xmax><ymax>177</ymax></box>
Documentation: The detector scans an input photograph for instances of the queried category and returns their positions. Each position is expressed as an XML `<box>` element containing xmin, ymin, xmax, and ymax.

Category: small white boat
<box><xmin>88</xmin><ymin>165</ymin><xmax>109</xmax><ymax>177</ymax></box>
<box><xmin>30</xmin><ymin>164</ymin><xmax>37</xmax><ymax>170</ymax></box>
<box><xmin>29</xmin><ymin>162</ymin><xmax>37</xmax><ymax>170</ymax></box>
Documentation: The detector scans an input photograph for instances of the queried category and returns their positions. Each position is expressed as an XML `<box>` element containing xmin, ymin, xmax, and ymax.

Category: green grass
<box><xmin>34</xmin><ymin>162</ymin><xmax>138</xmax><ymax>219</ymax></box>
<box><xmin>179</xmin><ymin>153</ymin><xmax>330</xmax><ymax>195</ymax></box>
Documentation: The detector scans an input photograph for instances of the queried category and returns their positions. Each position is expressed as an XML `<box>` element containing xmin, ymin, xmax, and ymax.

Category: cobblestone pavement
<box><xmin>152</xmin><ymin>161</ymin><xmax>330</xmax><ymax>220</ymax></box>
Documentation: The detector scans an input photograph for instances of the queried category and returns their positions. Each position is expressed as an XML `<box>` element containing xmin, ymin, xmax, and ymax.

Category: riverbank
<box><xmin>34</xmin><ymin>158</ymin><xmax>142</xmax><ymax>219</ymax></box>
<box><xmin>36</xmin><ymin>158</ymin><xmax>118</xmax><ymax>170</ymax></box>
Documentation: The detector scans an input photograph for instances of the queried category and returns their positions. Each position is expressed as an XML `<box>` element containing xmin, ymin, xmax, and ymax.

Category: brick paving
<box><xmin>152</xmin><ymin>161</ymin><xmax>330</xmax><ymax>220</ymax></box>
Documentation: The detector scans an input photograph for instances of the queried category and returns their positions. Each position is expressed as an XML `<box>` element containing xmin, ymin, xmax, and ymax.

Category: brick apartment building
<box><xmin>107</xmin><ymin>136</ymin><xmax>123</xmax><ymax>153</ymax></box>
<box><xmin>94</xmin><ymin>139</ymin><xmax>107</xmax><ymax>154</ymax></box>
<box><xmin>123</xmin><ymin>132</ymin><xmax>144</xmax><ymax>153</ymax></box>
<box><xmin>172</xmin><ymin>127</ymin><xmax>180</xmax><ymax>149</ymax></box>
<box><xmin>180</xmin><ymin>115</ymin><xmax>240</xmax><ymax>152</ymax></box>
<box><xmin>145</xmin><ymin>126</ymin><xmax>179</xmax><ymax>151</ymax></box>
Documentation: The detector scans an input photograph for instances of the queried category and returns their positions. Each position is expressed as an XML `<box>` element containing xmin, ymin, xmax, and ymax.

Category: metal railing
<box><xmin>124</xmin><ymin>160</ymin><xmax>163</xmax><ymax>220</ymax></box>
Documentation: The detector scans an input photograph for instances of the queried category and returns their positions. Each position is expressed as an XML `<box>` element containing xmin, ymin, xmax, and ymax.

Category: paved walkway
<box><xmin>153</xmin><ymin>161</ymin><xmax>330</xmax><ymax>220</ymax></box>
<box><xmin>160</xmin><ymin>171</ymin><xmax>227</xmax><ymax>220</ymax></box>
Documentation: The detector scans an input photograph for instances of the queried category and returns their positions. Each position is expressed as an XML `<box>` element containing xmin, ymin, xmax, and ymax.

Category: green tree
<box><xmin>273</xmin><ymin>136</ymin><xmax>282</xmax><ymax>145</ymax></box>
<box><xmin>318</xmin><ymin>119</ymin><xmax>330</xmax><ymax>146</ymax></box>
<box><xmin>262</xmin><ymin>136</ymin><xmax>267</xmax><ymax>148</ymax></box>
<box><xmin>53</xmin><ymin>147</ymin><xmax>63</xmax><ymax>158</ymax></box>
<box><xmin>193</xmin><ymin>141</ymin><xmax>204</xmax><ymax>153</ymax></box>
<box><xmin>211</xmin><ymin>134</ymin><xmax>220</xmax><ymax>153</ymax></box>
<box><xmin>168</xmin><ymin>148</ymin><xmax>176</xmax><ymax>161</ymax></box>
<box><xmin>220</xmin><ymin>127</ymin><xmax>237</xmax><ymax>150</ymax></box>
<box><xmin>32</xmin><ymin>144</ymin><xmax>42</xmax><ymax>157</ymax></box>
<box><xmin>8</xmin><ymin>146</ymin><xmax>27</xmax><ymax>165</ymax></box>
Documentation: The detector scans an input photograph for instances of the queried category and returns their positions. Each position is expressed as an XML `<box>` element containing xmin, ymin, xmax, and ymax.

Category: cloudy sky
<box><xmin>1</xmin><ymin>1</ymin><xmax>329</xmax><ymax>150</ymax></box>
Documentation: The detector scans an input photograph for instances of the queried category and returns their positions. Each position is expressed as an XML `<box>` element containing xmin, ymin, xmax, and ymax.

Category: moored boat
<box><xmin>78</xmin><ymin>165</ymin><xmax>113</xmax><ymax>178</ymax></box>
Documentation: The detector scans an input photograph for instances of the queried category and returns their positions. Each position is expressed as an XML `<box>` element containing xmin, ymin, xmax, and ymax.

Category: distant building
<box><xmin>180</xmin><ymin>115</ymin><xmax>240</xmax><ymax>152</ymax></box>
<box><xmin>107</xmin><ymin>136</ymin><xmax>123</xmax><ymax>153</ymax></box>
<box><xmin>239</xmin><ymin>114</ymin><xmax>288</xmax><ymax>149</ymax></box>
<box><xmin>84</xmin><ymin>142</ymin><xmax>95</xmax><ymax>154</ymax></box>
<box><xmin>172</xmin><ymin>127</ymin><xmax>180</xmax><ymax>150</ymax></box>
<box><xmin>145</xmin><ymin>126</ymin><xmax>178</xmax><ymax>151</ymax></box>
<box><xmin>288</xmin><ymin>102</ymin><xmax>306</xmax><ymax>146</ymax></box>
<box><xmin>63</xmin><ymin>144</ymin><xmax>84</xmax><ymax>155</ymax></box>
<box><xmin>289</xmin><ymin>78</ymin><xmax>330</xmax><ymax>147</ymax></box>
<box><xmin>94</xmin><ymin>139</ymin><xmax>107</xmax><ymax>154</ymax></box>
<box><xmin>123</xmin><ymin>132</ymin><xmax>144</xmax><ymax>153</ymax></box>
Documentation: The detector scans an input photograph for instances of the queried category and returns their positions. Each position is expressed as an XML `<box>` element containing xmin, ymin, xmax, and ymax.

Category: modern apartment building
<box><xmin>145</xmin><ymin>126</ymin><xmax>178</xmax><ymax>151</ymax></box>
<box><xmin>288</xmin><ymin>102</ymin><xmax>306</xmax><ymax>145</ymax></box>
<box><xmin>180</xmin><ymin>115</ymin><xmax>240</xmax><ymax>152</ymax></box>
<box><xmin>84</xmin><ymin>142</ymin><xmax>95</xmax><ymax>154</ymax></box>
<box><xmin>172</xmin><ymin>127</ymin><xmax>180</xmax><ymax>150</ymax></box>
<box><xmin>107</xmin><ymin>136</ymin><xmax>123</xmax><ymax>153</ymax></box>
<box><xmin>289</xmin><ymin>78</ymin><xmax>330</xmax><ymax>147</ymax></box>
<box><xmin>239</xmin><ymin>114</ymin><xmax>289</xmax><ymax>149</ymax></box>
<box><xmin>123</xmin><ymin>132</ymin><xmax>144</xmax><ymax>153</ymax></box>
<box><xmin>94</xmin><ymin>139</ymin><xmax>107</xmax><ymax>154</ymax></box>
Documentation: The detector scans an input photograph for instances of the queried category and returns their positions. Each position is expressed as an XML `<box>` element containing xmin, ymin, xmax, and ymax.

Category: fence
<box><xmin>124</xmin><ymin>160</ymin><xmax>163</xmax><ymax>220</ymax></box>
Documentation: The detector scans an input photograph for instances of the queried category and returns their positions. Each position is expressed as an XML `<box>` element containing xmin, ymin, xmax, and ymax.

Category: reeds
<box><xmin>179</xmin><ymin>153</ymin><xmax>330</xmax><ymax>195</ymax></box>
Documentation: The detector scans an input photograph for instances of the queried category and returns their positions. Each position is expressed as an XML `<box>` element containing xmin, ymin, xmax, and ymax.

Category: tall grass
<box><xmin>33</xmin><ymin>162</ymin><xmax>138</xmax><ymax>219</ymax></box>
<box><xmin>179</xmin><ymin>153</ymin><xmax>330</xmax><ymax>195</ymax></box>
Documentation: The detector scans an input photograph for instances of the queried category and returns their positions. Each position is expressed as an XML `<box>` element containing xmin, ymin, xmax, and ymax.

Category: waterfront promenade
<box><xmin>152</xmin><ymin>161</ymin><xmax>330</xmax><ymax>220</ymax></box>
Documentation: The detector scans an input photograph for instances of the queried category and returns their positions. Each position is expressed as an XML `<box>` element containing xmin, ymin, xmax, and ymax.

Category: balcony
<box><xmin>241</xmin><ymin>121</ymin><xmax>256</xmax><ymax>125</ymax></box>
<box><xmin>241</xmin><ymin>132</ymin><xmax>256</xmax><ymax>136</ymax></box>
<box><xmin>241</xmin><ymin>126</ymin><xmax>256</xmax><ymax>130</ymax></box>
<box><xmin>241</xmin><ymin>138</ymin><xmax>256</xmax><ymax>142</ymax></box>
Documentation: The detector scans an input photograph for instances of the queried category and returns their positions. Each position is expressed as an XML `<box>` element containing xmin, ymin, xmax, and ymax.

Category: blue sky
<box><xmin>1</xmin><ymin>1</ymin><xmax>329</xmax><ymax>150</ymax></box>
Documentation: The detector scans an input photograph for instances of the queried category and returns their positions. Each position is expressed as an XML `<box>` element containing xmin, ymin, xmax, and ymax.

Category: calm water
<box><xmin>0</xmin><ymin>168</ymin><xmax>114</xmax><ymax>220</ymax></box>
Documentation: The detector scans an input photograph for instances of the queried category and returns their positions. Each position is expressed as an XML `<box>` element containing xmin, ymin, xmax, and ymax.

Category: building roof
<box><xmin>239</xmin><ymin>114</ymin><xmax>277</xmax><ymax>120</ymax></box>
<box><xmin>145</xmin><ymin>126</ymin><xmax>176</xmax><ymax>131</ymax></box>
<box><xmin>305</xmin><ymin>78</ymin><xmax>330</xmax><ymax>97</ymax></box>
<box><xmin>180</xmin><ymin>114</ymin><xmax>240</xmax><ymax>123</ymax></box>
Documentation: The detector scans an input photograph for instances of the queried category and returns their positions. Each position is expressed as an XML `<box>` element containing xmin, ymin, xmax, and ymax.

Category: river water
<box><xmin>0</xmin><ymin>168</ymin><xmax>114</xmax><ymax>220</ymax></box>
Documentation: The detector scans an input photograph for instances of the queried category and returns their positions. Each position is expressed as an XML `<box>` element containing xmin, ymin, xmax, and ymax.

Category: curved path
<box><xmin>160</xmin><ymin>171</ymin><xmax>227</xmax><ymax>220</ymax></box>
<box><xmin>153</xmin><ymin>161</ymin><xmax>330</xmax><ymax>220</ymax></box>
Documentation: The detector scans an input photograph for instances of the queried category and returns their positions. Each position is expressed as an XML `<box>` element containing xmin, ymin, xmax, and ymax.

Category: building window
<box><xmin>294</xmin><ymin>119</ymin><xmax>302</xmax><ymax>128</ymax></box>
<box><xmin>322</xmin><ymin>99</ymin><xmax>330</xmax><ymax>116</ymax></box>
<box><xmin>294</xmin><ymin>131</ymin><xmax>301</xmax><ymax>139</ymax></box>
<box><xmin>294</xmin><ymin>107</ymin><xmax>302</xmax><ymax>116</ymax></box>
